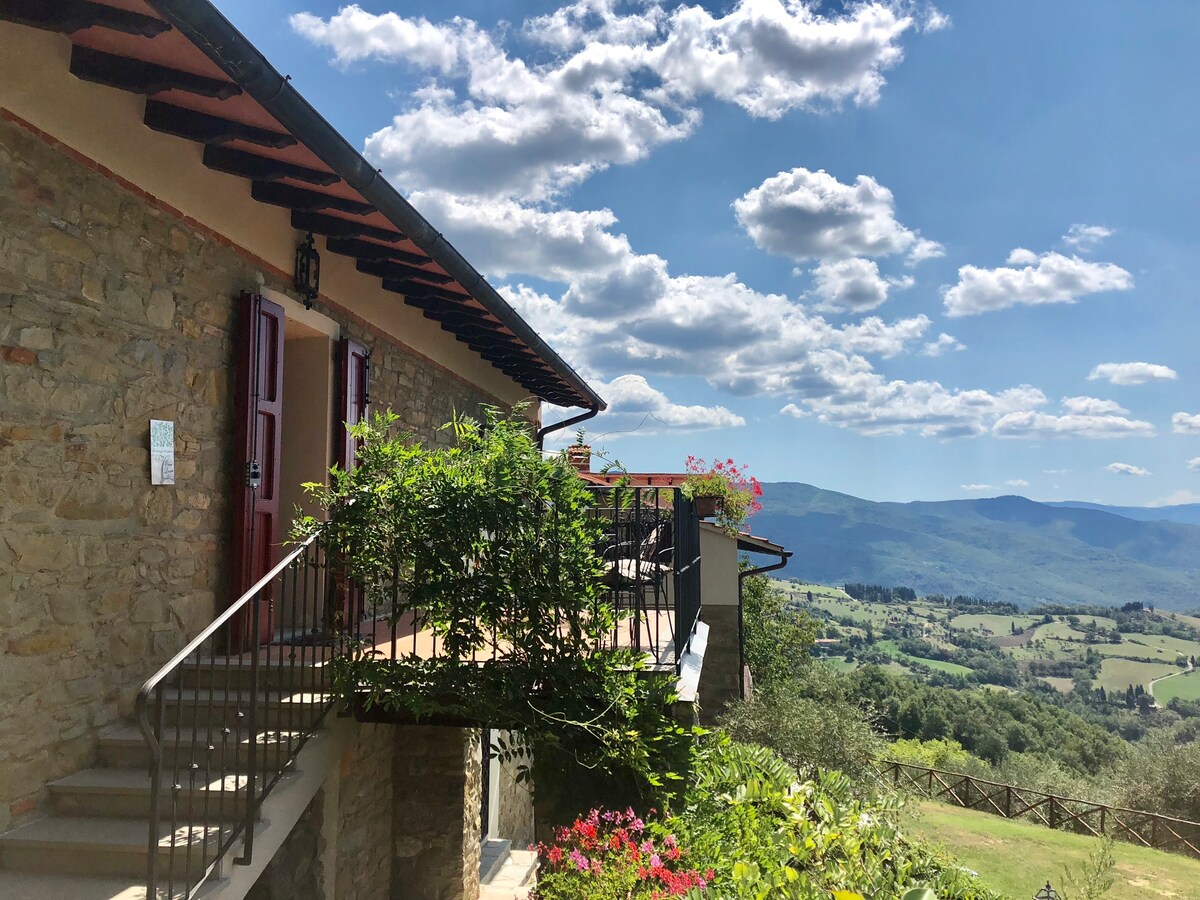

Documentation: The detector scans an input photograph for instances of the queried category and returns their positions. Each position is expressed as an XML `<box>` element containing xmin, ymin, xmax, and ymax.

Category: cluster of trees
<box><xmin>727</xmin><ymin>575</ymin><xmax>1200</xmax><ymax>827</ymax></box>
<box><xmin>843</xmin><ymin>666</ymin><xmax>1127</xmax><ymax>775</ymax></box>
<box><xmin>842</xmin><ymin>583</ymin><xmax>916</xmax><ymax>604</ymax></box>
<box><xmin>1031</xmin><ymin>602</ymin><xmax>1200</xmax><ymax>642</ymax></box>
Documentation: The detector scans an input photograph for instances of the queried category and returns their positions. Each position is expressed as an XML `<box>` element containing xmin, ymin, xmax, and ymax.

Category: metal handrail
<box><xmin>134</xmin><ymin>529</ymin><xmax>335</xmax><ymax>899</ymax></box>
<box><xmin>134</xmin><ymin>531</ymin><xmax>320</xmax><ymax>747</ymax></box>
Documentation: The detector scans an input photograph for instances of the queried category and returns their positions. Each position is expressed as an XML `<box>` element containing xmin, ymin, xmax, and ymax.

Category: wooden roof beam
<box><xmin>292</xmin><ymin>210</ymin><xmax>405</xmax><ymax>244</ymax></box>
<box><xmin>403</xmin><ymin>296</ymin><xmax>491</xmax><ymax>319</ymax></box>
<box><xmin>357</xmin><ymin>259</ymin><xmax>455</xmax><ymax>286</ymax></box>
<box><xmin>71</xmin><ymin>45</ymin><xmax>239</xmax><ymax>100</ymax></box>
<box><xmin>380</xmin><ymin>278</ymin><xmax>468</xmax><ymax>303</ymax></box>
<box><xmin>251</xmin><ymin>180</ymin><xmax>374</xmax><ymax>216</ymax></box>
<box><xmin>0</xmin><ymin>0</ymin><xmax>170</xmax><ymax>37</ymax></box>
<box><xmin>145</xmin><ymin>100</ymin><xmax>293</xmax><ymax>148</ymax></box>
<box><xmin>202</xmin><ymin>145</ymin><xmax>338</xmax><ymax>186</ymax></box>
<box><xmin>326</xmin><ymin>237</ymin><xmax>428</xmax><ymax>267</ymax></box>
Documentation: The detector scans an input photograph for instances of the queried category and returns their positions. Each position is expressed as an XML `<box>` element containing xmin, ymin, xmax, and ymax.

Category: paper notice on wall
<box><xmin>150</xmin><ymin>419</ymin><xmax>175</xmax><ymax>485</ymax></box>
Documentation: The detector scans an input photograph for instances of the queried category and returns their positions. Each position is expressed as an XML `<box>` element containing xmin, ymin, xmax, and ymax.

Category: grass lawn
<box><xmin>1096</xmin><ymin>657</ymin><xmax>1181</xmax><ymax>693</ymax></box>
<box><xmin>1155</xmin><ymin>669</ymin><xmax>1200</xmax><ymax>702</ymax></box>
<box><xmin>951</xmin><ymin>613</ymin><xmax>1041</xmax><ymax>633</ymax></box>
<box><xmin>876</xmin><ymin>641</ymin><xmax>975</xmax><ymax>676</ymax></box>
<box><xmin>784</xmin><ymin>581</ymin><xmax>854</xmax><ymax>601</ymax></box>
<box><xmin>1038</xmin><ymin>675</ymin><xmax>1075</xmax><ymax>693</ymax></box>
<box><xmin>905</xmin><ymin>800</ymin><xmax>1200</xmax><ymax>899</ymax></box>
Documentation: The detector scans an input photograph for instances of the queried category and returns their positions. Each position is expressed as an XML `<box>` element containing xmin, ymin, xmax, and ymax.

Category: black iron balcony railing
<box><xmin>134</xmin><ymin>531</ymin><xmax>340</xmax><ymax>899</ymax></box>
<box><xmin>588</xmin><ymin>485</ymin><xmax>702</xmax><ymax>669</ymax></box>
<box><xmin>133</xmin><ymin>485</ymin><xmax>703</xmax><ymax>897</ymax></box>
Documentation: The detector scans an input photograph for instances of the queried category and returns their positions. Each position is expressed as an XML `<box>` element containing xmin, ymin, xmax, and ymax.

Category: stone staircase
<box><xmin>0</xmin><ymin>659</ymin><xmax>339</xmax><ymax>900</ymax></box>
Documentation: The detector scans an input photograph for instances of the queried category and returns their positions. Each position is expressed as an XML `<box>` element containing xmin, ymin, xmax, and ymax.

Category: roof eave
<box><xmin>145</xmin><ymin>0</ymin><xmax>605</xmax><ymax>413</ymax></box>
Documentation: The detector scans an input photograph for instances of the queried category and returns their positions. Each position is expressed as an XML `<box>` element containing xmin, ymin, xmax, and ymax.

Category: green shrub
<box><xmin>720</xmin><ymin>672</ymin><xmax>882</xmax><ymax>783</ymax></box>
<box><xmin>669</xmin><ymin>737</ymin><xmax>1002</xmax><ymax>900</ymax></box>
<box><xmin>299</xmin><ymin>407</ymin><xmax>695</xmax><ymax>813</ymax></box>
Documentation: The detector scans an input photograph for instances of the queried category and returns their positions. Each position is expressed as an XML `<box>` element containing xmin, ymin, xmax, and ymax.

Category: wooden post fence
<box><xmin>873</xmin><ymin>759</ymin><xmax>1200</xmax><ymax>861</ymax></box>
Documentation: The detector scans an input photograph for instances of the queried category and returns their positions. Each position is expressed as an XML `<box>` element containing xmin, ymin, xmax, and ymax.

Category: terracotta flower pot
<box><xmin>693</xmin><ymin>495</ymin><xmax>723</xmax><ymax>518</ymax></box>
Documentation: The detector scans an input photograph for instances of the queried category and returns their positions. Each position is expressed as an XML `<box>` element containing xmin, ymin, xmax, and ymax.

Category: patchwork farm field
<box><xmin>1096</xmin><ymin>658</ymin><xmax>1182</xmax><ymax>693</ymax></box>
<box><xmin>1154</xmin><ymin>669</ymin><xmax>1200</xmax><ymax>702</ymax></box>
<box><xmin>784</xmin><ymin>578</ymin><xmax>1200</xmax><ymax>696</ymax></box>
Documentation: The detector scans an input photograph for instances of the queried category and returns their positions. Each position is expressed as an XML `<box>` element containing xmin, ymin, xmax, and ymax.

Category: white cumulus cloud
<box><xmin>734</xmin><ymin>167</ymin><xmax>941</xmax><ymax>263</ymax></box>
<box><xmin>1061</xmin><ymin>396</ymin><xmax>1129</xmax><ymax>416</ymax></box>
<box><xmin>293</xmin><ymin>2</ymin><xmax>931</xmax><ymax>198</ymax></box>
<box><xmin>1188</xmin><ymin>458</ymin><xmax>1200</xmax><ymax>471</ymax></box>
<box><xmin>942</xmin><ymin>248</ymin><xmax>1133</xmax><ymax>317</ymax></box>
<box><xmin>961</xmin><ymin>484</ymin><xmax>993</xmax><ymax>491</ymax></box>
<box><xmin>594</xmin><ymin>374</ymin><xmax>746</xmax><ymax>432</ymax></box>
<box><xmin>1005</xmin><ymin>479</ymin><xmax>1030</xmax><ymax>487</ymax></box>
<box><xmin>1063</xmin><ymin>224</ymin><xmax>1114</xmax><ymax>250</ymax></box>
<box><xmin>810</xmin><ymin>258</ymin><xmax>891</xmax><ymax>312</ymax></box>
<box><xmin>1173</xmin><ymin>412</ymin><xmax>1200</xmax><ymax>434</ymax></box>
<box><xmin>1087</xmin><ymin>362</ymin><xmax>1178</xmax><ymax>385</ymax></box>
<box><xmin>992</xmin><ymin>396</ymin><xmax>1153</xmax><ymax>439</ymax></box>
<box><xmin>1106</xmin><ymin>462</ymin><xmax>1151</xmax><ymax>477</ymax></box>
<box><xmin>922</xmin><ymin>333</ymin><xmax>966</xmax><ymax>357</ymax></box>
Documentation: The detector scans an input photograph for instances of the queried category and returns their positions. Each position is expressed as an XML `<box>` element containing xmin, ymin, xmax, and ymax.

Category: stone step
<box><xmin>50</xmin><ymin>768</ymin><xmax>256</xmax><ymax>820</ymax></box>
<box><xmin>155</xmin><ymin>688</ymin><xmax>333</xmax><ymax>728</ymax></box>
<box><xmin>480</xmin><ymin>837</ymin><xmax>512</xmax><ymax>883</ymax></box>
<box><xmin>480</xmin><ymin>849</ymin><xmax>539</xmax><ymax>900</ymax></box>
<box><xmin>99</xmin><ymin>725</ymin><xmax>311</xmax><ymax>770</ymax></box>
<box><xmin>0</xmin><ymin>871</ymin><xmax>157</xmax><ymax>900</ymax></box>
<box><xmin>0</xmin><ymin>870</ymin><xmax>230</xmax><ymax>900</ymax></box>
<box><xmin>0</xmin><ymin>815</ymin><xmax>217</xmax><ymax>880</ymax></box>
<box><xmin>177</xmin><ymin>657</ymin><xmax>333</xmax><ymax>691</ymax></box>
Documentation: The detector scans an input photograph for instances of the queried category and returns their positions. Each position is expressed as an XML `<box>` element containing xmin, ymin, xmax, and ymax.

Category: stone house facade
<box><xmin>0</xmin><ymin>3</ymin><xmax>599</xmax><ymax>897</ymax></box>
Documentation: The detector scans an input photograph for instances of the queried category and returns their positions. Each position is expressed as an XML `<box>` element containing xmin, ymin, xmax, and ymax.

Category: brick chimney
<box><xmin>566</xmin><ymin>444</ymin><xmax>591</xmax><ymax>473</ymax></box>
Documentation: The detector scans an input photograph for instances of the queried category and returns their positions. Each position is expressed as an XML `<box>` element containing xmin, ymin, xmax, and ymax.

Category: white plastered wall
<box><xmin>699</xmin><ymin>522</ymin><xmax>739</xmax><ymax>607</ymax></box>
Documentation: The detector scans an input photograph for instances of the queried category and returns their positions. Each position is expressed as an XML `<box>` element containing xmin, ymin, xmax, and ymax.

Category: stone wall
<box><xmin>335</xmin><ymin>724</ymin><xmax>396</xmax><ymax>899</ymax></box>
<box><xmin>392</xmin><ymin>727</ymin><xmax>482</xmax><ymax>900</ymax></box>
<box><xmin>246</xmin><ymin>791</ymin><xmax>326</xmax><ymax>900</ymax></box>
<box><xmin>495</xmin><ymin>747</ymin><xmax>536</xmax><ymax>851</ymax></box>
<box><xmin>0</xmin><ymin>114</ymin><xmax>511</xmax><ymax>828</ymax></box>
<box><xmin>697</xmin><ymin>604</ymin><xmax>741</xmax><ymax>725</ymax></box>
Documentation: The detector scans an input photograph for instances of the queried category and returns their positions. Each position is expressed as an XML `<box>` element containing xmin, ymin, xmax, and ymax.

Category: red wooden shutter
<box><xmin>338</xmin><ymin>338</ymin><xmax>370</xmax><ymax>471</ymax></box>
<box><xmin>231</xmin><ymin>292</ymin><xmax>285</xmax><ymax>643</ymax></box>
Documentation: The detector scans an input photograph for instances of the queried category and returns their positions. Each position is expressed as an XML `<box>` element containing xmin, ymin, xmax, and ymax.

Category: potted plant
<box><xmin>681</xmin><ymin>455</ymin><xmax>763</xmax><ymax>533</ymax></box>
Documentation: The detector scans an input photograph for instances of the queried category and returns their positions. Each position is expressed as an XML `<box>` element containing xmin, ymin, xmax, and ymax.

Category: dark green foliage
<box><xmin>740</xmin><ymin>568</ymin><xmax>817</xmax><ymax>686</ymax></box>
<box><xmin>844</xmin><ymin>667</ymin><xmax>1126</xmax><ymax>776</ymax></box>
<box><xmin>666</xmin><ymin>737</ymin><xmax>1003</xmax><ymax>900</ymax></box>
<box><xmin>298</xmin><ymin>407</ymin><xmax>695</xmax><ymax>813</ymax></box>
<box><xmin>719</xmin><ymin>671</ymin><xmax>883</xmax><ymax>783</ymax></box>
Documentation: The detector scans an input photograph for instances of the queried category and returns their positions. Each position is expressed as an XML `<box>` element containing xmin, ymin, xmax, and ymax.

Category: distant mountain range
<box><xmin>1046</xmin><ymin>500</ymin><xmax>1200</xmax><ymax>527</ymax></box>
<box><xmin>754</xmin><ymin>484</ymin><xmax>1200</xmax><ymax>611</ymax></box>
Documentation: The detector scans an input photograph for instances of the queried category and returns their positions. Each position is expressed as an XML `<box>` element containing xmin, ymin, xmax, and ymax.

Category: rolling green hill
<box><xmin>756</xmin><ymin>483</ymin><xmax>1200</xmax><ymax>611</ymax></box>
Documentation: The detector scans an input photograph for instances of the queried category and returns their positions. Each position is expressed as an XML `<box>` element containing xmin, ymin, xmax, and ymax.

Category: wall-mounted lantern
<box><xmin>294</xmin><ymin>231</ymin><xmax>320</xmax><ymax>309</ymax></box>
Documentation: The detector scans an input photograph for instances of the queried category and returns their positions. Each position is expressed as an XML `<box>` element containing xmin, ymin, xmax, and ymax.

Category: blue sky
<box><xmin>215</xmin><ymin>1</ymin><xmax>1200</xmax><ymax>506</ymax></box>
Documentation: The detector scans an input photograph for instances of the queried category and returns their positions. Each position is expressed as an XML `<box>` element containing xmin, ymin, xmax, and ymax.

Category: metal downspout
<box><xmin>535</xmin><ymin>405</ymin><xmax>600</xmax><ymax>451</ymax></box>
<box><xmin>737</xmin><ymin>551</ymin><xmax>793</xmax><ymax>700</ymax></box>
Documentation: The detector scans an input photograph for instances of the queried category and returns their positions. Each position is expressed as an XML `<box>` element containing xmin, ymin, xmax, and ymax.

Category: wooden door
<box><xmin>333</xmin><ymin>338</ymin><xmax>369</xmax><ymax>633</ymax></box>
<box><xmin>337</xmin><ymin>338</ymin><xmax>370</xmax><ymax>472</ymax></box>
<box><xmin>231</xmin><ymin>291</ymin><xmax>285</xmax><ymax>646</ymax></box>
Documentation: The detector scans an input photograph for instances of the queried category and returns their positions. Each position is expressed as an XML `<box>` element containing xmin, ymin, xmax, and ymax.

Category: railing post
<box><xmin>1005</xmin><ymin>785</ymin><xmax>1012</xmax><ymax>818</ymax></box>
<box><xmin>1100</xmin><ymin>805</ymin><xmax>1106</xmax><ymax>836</ymax></box>
<box><xmin>235</xmin><ymin>578</ymin><xmax>263</xmax><ymax>866</ymax></box>
<box><xmin>1048</xmin><ymin>797</ymin><xmax>1058</xmax><ymax>830</ymax></box>
<box><xmin>146</xmin><ymin>686</ymin><xmax>165</xmax><ymax>899</ymax></box>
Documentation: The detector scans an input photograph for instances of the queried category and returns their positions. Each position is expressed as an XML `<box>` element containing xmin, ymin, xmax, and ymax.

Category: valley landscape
<box><xmin>756</xmin><ymin>483</ymin><xmax>1200</xmax><ymax>611</ymax></box>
